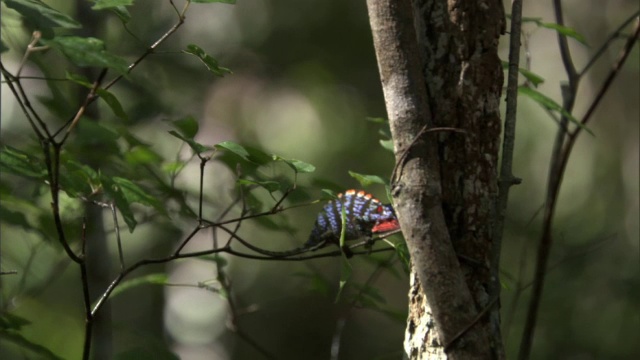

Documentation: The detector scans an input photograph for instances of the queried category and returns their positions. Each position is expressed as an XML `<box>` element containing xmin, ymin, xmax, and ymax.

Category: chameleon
<box><xmin>251</xmin><ymin>189</ymin><xmax>400</xmax><ymax>257</ymax></box>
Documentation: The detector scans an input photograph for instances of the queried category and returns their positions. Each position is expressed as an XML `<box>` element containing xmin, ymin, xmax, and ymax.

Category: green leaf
<box><xmin>539</xmin><ymin>22</ymin><xmax>588</xmax><ymax>46</ymax></box>
<box><xmin>66</xmin><ymin>72</ymin><xmax>128</xmax><ymax>119</ymax></box>
<box><xmin>112</xmin><ymin>177</ymin><xmax>164</xmax><ymax>214</ymax></box>
<box><xmin>124</xmin><ymin>146</ymin><xmax>162</xmax><ymax>165</ymax></box>
<box><xmin>320</xmin><ymin>188</ymin><xmax>338</xmax><ymax>200</ymax></box>
<box><xmin>518</xmin><ymin>86</ymin><xmax>594</xmax><ymax>136</ymax></box>
<box><xmin>91</xmin><ymin>0</ymin><xmax>134</xmax><ymax>10</ymax></box>
<box><xmin>293</xmin><ymin>272</ymin><xmax>331</xmax><ymax>296</ymax></box>
<box><xmin>168</xmin><ymin>130</ymin><xmax>211</xmax><ymax>154</ymax></box>
<box><xmin>215</xmin><ymin>141</ymin><xmax>250</xmax><ymax>161</ymax></box>
<box><xmin>288</xmin><ymin>159</ymin><xmax>315</xmax><ymax>173</ymax></box>
<box><xmin>354</xmin><ymin>284</ymin><xmax>387</xmax><ymax>305</ymax></box>
<box><xmin>272</xmin><ymin>155</ymin><xmax>316</xmax><ymax>173</ymax></box>
<box><xmin>96</xmin><ymin>88</ymin><xmax>128</xmax><ymax>120</ymax></box>
<box><xmin>199</xmin><ymin>255</ymin><xmax>228</xmax><ymax>268</ymax></box>
<box><xmin>0</xmin><ymin>146</ymin><xmax>45</xmax><ymax>179</ymax></box>
<box><xmin>0</xmin><ymin>204</ymin><xmax>32</xmax><ymax>230</ymax></box>
<box><xmin>0</xmin><ymin>312</ymin><xmax>31</xmax><ymax>331</ymax></box>
<box><xmin>1</xmin><ymin>39</ymin><xmax>9</xmax><ymax>53</ymax></box>
<box><xmin>349</xmin><ymin>171</ymin><xmax>387</xmax><ymax>187</ymax></box>
<box><xmin>171</xmin><ymin>116</ymin><xmax>199</xmax><ymax>138</ymax></box>
<box><xmin>365</xmin><ymin>117</ymin><xmax>388</xmax><ymax>124</ymax></box>
<box><xmin>0</xmin><ymin>330</ymin><xmax>64</xmax><ymax>360</ymax></box>
<box><xmin>191</xmin><ymin>0</ymin><xmax>237</xmax><ymax>4</ymax></box>
<box><xmin>109</xmin><ymin>274</ymin><xmax>169</xmax><ymax>299</ymax></box>
<box><xmin>63</xmin><ymin>160</ymin><xmax>100</xmax><ymax>191</ymax></box>
<box><xmin>237</xmin><ymin>179</ymin><xmax>280</xmax><ymax>192</ymax></box>
<box><xmin>501</xmin><ymin>61</ymin><xmax>545</xmax><ymax>87</ymax></box>
<box><xmin>395</xmin><ymin>241</ymin><xmax>410</xmax><ymax>275</ymax></box>
<box><xmin>43</xmin><ymin>36</ymin><xmax>129</xmax><ymax>74</ymax></box>
<box><xmin>65</xmin><ymin>71</ymin><xmax>92</xmax><ymax>87</ymax></box>
<box><xmin>3</xmin><ymin>0</ymin><xmax>81</xmax><ymax>30</ymax></box>
<box><xmin>102</xmin><ymin>176</ymin><xmax>137</xmax><ymax>231</ymax></box>
<box><xmin>161</xmin><ymin>161</ymin><xmax>186</xmax><ymax>175</ymax></box>
<box><xmin>379</xmin><ymin>139</ymin><xmax>394</xmax><ymax>152</ymax></box>
<box><xmin>183</xmin><ymin>44</ymin><xmax>232</xmax><ymax>77</ymax></box>
<box><xmin>108</xmin><ymin>6</ymin><xmax>131</xmax><ymax>23</ymax></box>
<box><xmin>515</xmin><ymin>17</ymin><xmax>588</xmax><ymax>46</ymax></box>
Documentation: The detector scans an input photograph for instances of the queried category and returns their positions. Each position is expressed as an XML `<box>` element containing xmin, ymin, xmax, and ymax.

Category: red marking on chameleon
<box><xmin>372</xmin><ymin>219</ymin><xmax>400</xmax><ymax>233</ymax></box>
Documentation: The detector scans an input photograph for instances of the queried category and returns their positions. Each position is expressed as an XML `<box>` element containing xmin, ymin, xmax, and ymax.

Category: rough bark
<box><xmin>366</xmin><ymin>0</ymin><xmax>505</xmax><ymax>358</ymax></box>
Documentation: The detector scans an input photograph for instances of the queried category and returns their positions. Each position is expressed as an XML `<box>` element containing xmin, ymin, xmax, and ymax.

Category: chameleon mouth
<box><xmin>372</xmin><ymin>219</ymin><xmax>400</xmax><ymax>233</ymax></box>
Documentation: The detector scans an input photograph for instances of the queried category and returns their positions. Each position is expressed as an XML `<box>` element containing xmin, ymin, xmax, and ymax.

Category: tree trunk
<box><xmin>366</xmin><ymin>0</ymin><xmax>505</xmax><ymax>358</ymax></box>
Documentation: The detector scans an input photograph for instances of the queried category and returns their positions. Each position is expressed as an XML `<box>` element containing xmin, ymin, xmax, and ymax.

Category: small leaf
<box><xmin>272</xmin><ymin>155</ymin><xmax>315</xmax><ymax>173</ymax></box>
<box><xmin>183</xmin><ymin>44</ymin><xmax>232</xmax><ymax>77</ymax></box>
<box><xmin>66</xmin><ymin>71</ymin><xmax>92</xmax><ymax>87</ymax></box>
<box><xmin>43</xmin><ymin>36</ymin><xmax>129</xmax><ymax>74</ymax></box>
<box><xmin>365</xmin><ymin>117</ymin><xmax>388</xmax><ymax>124</ymax></box>
<box><xmin>168</xmin><ymin>130</ymin><xmax>211</xmax><ymax>154</ymax></box>
<box><xmin>0</xmin><ymin>312</ymin><xmax>31</xmax><ymax>330</ymax></box>
<box><xmin>237</xmin><ymin>179</ymin><xmax>280</xmax><ymax>192</ymax></box>
<box><xmin>112</xmin><ymin>177</ymin><xmax>164</xmax><ymax>214</ymax></box>
<box><xmin>102</xmin><ymin>176</ymin><xmax>137</xmax><ymax>231</ymax></box>
<box><xmin>349</xmin><ymin>171</ymin><xmax>387</xmax><ymax>187</ymax></box>
<box><xmin>161</xmin><ymin>161</ymin><xmax>186</xmax><ymax>175</ymax></box>
<box><xmin>109</xmin><ymin>274</ymin><xmax>169</xmax><ymax>299</ymax></box>
<box><xmin>353</xmin><ymin>284</ymin><xmax>386</xmax><ymax>304</ymax></box>
<box><xmin>171</xmin><ymin>116</ymin><xmax>199</xmax><ymax>138</ymax></box>
<box><xmin>294</xmin><ymin>272</ymin><xmax>331</xmax><ymax>296</ymax></box>
<box><xmin>395</xmin><ymin>242</ymin><xmax>410</xmax><ymax>275</ymax></box>
<box><xmin>514</xmin><ymin>16</ymin><xmax>588</xmax><ymax>46</ymax></box>
<box><xmin>379</xmin><ymin>139</ymin><xmax>394</xmax><ymax>152</ymax></box>
<box><xmin>0</xmin><ymin>204</ymin><xmax>32</xmax><ymax>231</ymax></box>
<box><xmin>501</xmin><ymin>61</ymin><xmax>545</xmax><ymax>87</ymax></box>
<box><xmin>108</xmin><ymin>6</ymin><xmax>131</xmax><ymax>23</ymax></box>
<box><xmin>288</xmin><ymin>159</ymin><xmax>315</xmax><ymax>173</ymax></box>
<box><xmin>91</xmin><ymin>0</ymin><xmax>134</xmax><ymax>10</ymax></box>
<box><xmin>124</xmin><ymin>146</ymin><xmax>162</xmax><ymax>165</ymax></box>
<box><xmin>199</xmin><ymin>255</ymin><xmax>228</xmax><ymax>268</ymax></box>
<box><xmin>320</xmin><ymin>188</ymin><xmax>338</xmax><ymax>200</ymax></box>
<box><xmin>96</xmin><ymin>88</ymin><xmax>128</xmax><ymax>120</ymax></box>
<box><xmin>518</xmin><ymin>86</ymin><xmax>594</xmax><ymax>136</ymax></box>
<box><xmin>215</xmin><ymin>141</ymin><xmax>250</xmax><ymax>161</ymax></box>
<box><xmin>539</xmin><ymin>22</ymin><xmax>588</xmax><ymax>46</ymax></box>
<box><xmin>0</xmin><ymin>146</ymin><xmax>45</xmax><ymax>179</ymax></box>
<box><xmin>3</xmin><ymin>0</ymin><xmax>81</xmax><ymax>30</ymax></box>
<box><xmin>0</xmin><ymin>331</ymin><xmax>64</xmax><ymax>360</ymax></box>
<box><xmin>66</xmin><ymin>72</ymin><xmax>128</xmax><ymax>119</ymax></box>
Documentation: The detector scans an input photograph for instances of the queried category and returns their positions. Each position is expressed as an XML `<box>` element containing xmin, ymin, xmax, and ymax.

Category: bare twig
<box><xmin>491</xmin><ymin>0</ymin><xmax>524</xmax><ymax>345</ymax></box>
<box><xmin>518</xmin><ymin>16</ymin><xmax>640</xmax><ymax>360</ymax></box>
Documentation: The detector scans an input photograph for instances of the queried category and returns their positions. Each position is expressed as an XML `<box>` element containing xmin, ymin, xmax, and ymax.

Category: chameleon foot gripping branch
<box><xmin>252</xmin><ymin>189</ymin><xmax>400</xmax><ymax>258</ymax></box>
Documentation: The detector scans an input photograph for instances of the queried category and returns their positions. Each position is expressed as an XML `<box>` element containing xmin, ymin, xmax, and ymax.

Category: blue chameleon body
<box><xmin>305</xmin><ymin>189</ymin><xmax>397</xmax><ymax>248</ymax></box>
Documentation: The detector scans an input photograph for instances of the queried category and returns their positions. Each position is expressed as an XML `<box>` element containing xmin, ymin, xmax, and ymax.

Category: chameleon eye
<box><xmin>376</xmin><ymin>205</ymin><xmax>383</xmax><ymax>213</ymax></box>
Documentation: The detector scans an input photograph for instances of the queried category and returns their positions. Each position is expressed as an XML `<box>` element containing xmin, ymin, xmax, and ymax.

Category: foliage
<box><xmin>0</xmin><ymin>1</ymin><xmax>406</xmax><ymax>359</ymax></box>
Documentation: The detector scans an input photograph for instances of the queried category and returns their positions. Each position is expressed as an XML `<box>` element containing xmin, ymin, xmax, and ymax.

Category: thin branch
<box><xmin>580</xmin><ymin>10</ymin><xmax>640</xmax><ymax>76</ymax></box>
<box><xmin>110</xmin><ymin>204</ymin><xmax>125</xmax><ymax>271</ymax></box>
<box><xmin>102</xmin><ymin>1</ymin><xmax>190</xmax><ymax>91</ymax></box>
<box><xmin>518</xmin><ymin>17</ymin><xmax>640</xmax><ymax>360</ymax></box>
<box><xmin>79</xmin><ymin>219</ymin><xmax>92</xmax><ymax>360</ymax></box>
<box><xmin>60</xmin><ymin>68</ymin><xmax>108</xmax><ymax>144</ymax></box>
<box><xmin>0</xmin><ymin>63</ymin><xmax>47</xmax><ymax>140</ymax></box>
<box><xmin>491</xmin><ymin>0</ymin><xmax>524</xmax><ymax>317</ymax></box>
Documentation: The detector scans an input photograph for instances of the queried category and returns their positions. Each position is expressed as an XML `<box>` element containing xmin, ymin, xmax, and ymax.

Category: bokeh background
<box><xmin>1</xmin><ymin>0</ymin><xmax>638</xmax><ymax>359</ymax></box>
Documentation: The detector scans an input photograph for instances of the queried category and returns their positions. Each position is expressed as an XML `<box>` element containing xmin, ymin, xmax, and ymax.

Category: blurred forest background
<box><xmin>1</xmin><ymin>0</ymin><xmax>638</xmax><ymax>359</ymax></box>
